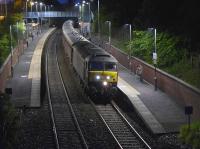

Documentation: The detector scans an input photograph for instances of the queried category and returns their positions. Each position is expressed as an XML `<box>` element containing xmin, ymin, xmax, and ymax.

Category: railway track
<box><xmin>93</xmin><ymin>100</ymin><xmax>151</xmax><ymax>149</ymax></box>
<box><xmin>45</xmin><ymin>30</ymin><xmax>88</xmax><ymax>149</ymax></box>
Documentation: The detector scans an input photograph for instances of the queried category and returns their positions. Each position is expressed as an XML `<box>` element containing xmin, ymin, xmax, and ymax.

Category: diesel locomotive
<box><xmin>62</xmin><ymin>20</ymin><xmax>118</xmax><ymax>95</ymax></box>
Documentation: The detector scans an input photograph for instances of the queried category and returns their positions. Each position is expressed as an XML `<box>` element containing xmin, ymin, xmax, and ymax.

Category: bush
<box><xmin>0</xmin><ymin>93</ymin><xmax>19</xmax><ymax>149</ymax></box>
<box><xmin>179</xmin><ymin>121</ymin><xmax>200</xmax><ymax>149</ymax></box>
<box><xmin>128</xmin><ymin>31</ymin><xmax>186</xmax><ymax>68</ymax></box>
<box><xmin>0</xmin><ymin>34</ymin><xmax>10</xmax><ymax>67</ymax></box>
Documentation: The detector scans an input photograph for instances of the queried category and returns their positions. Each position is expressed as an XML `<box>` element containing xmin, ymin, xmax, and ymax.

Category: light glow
<box><xmin>96</xmin><ymin>75</ymin><xmax>100</xmax><ymax>80</ymax></box>
<box><xmin>106</xmin><ymin>76</ymin><xmax>110</xmax><ymax>80</ymax></box>
<box><xmin>103</xmin><ymin>81</ymin><xmax>108</xmax><ymax>86</ymax></box>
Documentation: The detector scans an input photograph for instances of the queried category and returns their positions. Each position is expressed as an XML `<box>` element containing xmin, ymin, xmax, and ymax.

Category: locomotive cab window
<box><xmin>105</xmin><ymin>62</ymin><xmax>117</xmax><ymax>71</ymax></box>
<box><xmin>89</xmin><ymin>62</ymin><xmax>104</xmax><ymax>71</ymax></box>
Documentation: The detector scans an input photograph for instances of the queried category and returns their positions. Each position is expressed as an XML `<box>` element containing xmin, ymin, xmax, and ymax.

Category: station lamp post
<box><xmin>9</xmin><ymin>25</ymin><xmax>13</xmax><ymax>77</ymax></box>
<box><xmin>85</xmin><ymin>1</ymin><xmax>91</xmax><ymax>39</ymax></box>
<box><xmin>125</xmin><ymin>24</ymin><xmax>132</xmax><ymax>71</ymax></box>
<box><xmin>39</xmin><ymin>2</ymin><xmax>43</xmax><ymax>32</ymax></box>
<box><xmin>35</xmin><ymin>1</ymin><xmax>38</xmax><ymax>23</ymax></box>
<box><xmin>97</xmin><ymin>0</ymin><xmax>100</xmax><ymax>37</ymax></box>
<box><xmin>105</xmin><ymin>21</ymin><xmax>111</xmax><ymax>53</ymax></box>
<box><xmin>30</xmin><ymin>1</ymin><xmax>34</xmax><ymax>12</ymax></box>
<box><xmin>148</xmin><ymin>27</ymin><xmax>157</xmax><ymax>91</ymax></box>
<box><xmin>4</xmin><ymin>0</ymin><xmax>7</xmax><ymax>16</ymax></box>
<box><xmin>25</xmin><ymin>0</ymin><xmax>29</xmax><ymax>17</ymax></box>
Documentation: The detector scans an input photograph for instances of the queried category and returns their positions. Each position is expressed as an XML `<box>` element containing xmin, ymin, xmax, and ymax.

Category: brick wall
<box><xmin>92</xmin><ymin>36</ymin><xmax>200</xmax><ymax>120</ymax></box>
<box><xmin>0</xmin><ymin>41</ymin><xmax>26</xmax><ymax>93</ymax></box>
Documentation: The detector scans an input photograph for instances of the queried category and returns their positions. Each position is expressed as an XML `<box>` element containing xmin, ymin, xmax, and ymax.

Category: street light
<box><xmin>35</xmin><ymin>1</ymin><xmax>38</xmax><ymax>23</ymax></box>
<box><xmin>4</xmin><ymin>0</ymin><xmax>7</xmax><ymax>16</ymax></box>
<box><xmin>125</xmin><ymin>24</ymin><xmax>132</xmax><ymax>71</ymax></box>
<box><xmin>30</xmin><ymin>1</ymin><xmax>34</xmax><ymax>13</ymax></box>
<box><xmin>97</xmin><ymin>0</ymin><xmax>100</xmax><ymax>37</ymax></box>
<box><xmin>39</xmin><ymin>2</ymin><xmax>43</xmax><ymax>32</ymax></box>
<box><xmin>148</xmin><ymin>27</ymin><xmax>157</xmax><ymax>91</ymax></box>
<box><xmin>85</xmin><ymin>2</ymin><xmax>91</xmax><ymax>39</ymax></box>
<box><xmin>105</xmin><ymin>21</ymin><xmax>111</xmax><ymax>53</ymax></box>
<box><xmin>9</xmin><ymin>25</ymin><xmax>13</xmax><ymax>77</ymax></box>
<box><xmin>25</xmin><ymin>0</ymin><xmax>29</xmax><ymax>17</ymax></box>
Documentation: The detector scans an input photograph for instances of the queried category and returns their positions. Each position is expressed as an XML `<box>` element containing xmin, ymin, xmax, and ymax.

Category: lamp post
<box><xmin>35</xmin><ymin>2</ymin><xmax>38</xmax><ymax>23</ymax></box>
<box><xmin>97</xmin><ymin>0</ymin><xmax>100</xmax><ymax>37</ymax></box>
<box><xmin>80</xmin><ymin>3</ymin><xmax>83</xmax><ymax>34</ymax></box>
<box><xmin>30</xmin><ymin>1</ymin><xmax>34</xmax><ymax>13</ymax></box>
<box><xmin>85</xmin><ymin>2</ymin><xmax>91</xmax><ymax>39</ymax></box>
<box><xmin>25</xmin><ymin>0</ymin><xmax>29</xmax><ymax>17</ymax></box>
<box><xmin>47</xmin><ymin>5</ymin><xmax>50</xmax><ymax>26</ymax></box>
<box><xmin>105</xmin><ymin>21</ymin><xmax>111</xmax><ymax>53</ymax></box>
<box><xmin>39</xmin><ymin>2</ymin><xmax>43</xmax><ymax>32</ymax></box>
<box><xmin>16</xmin><ymin>21</ymin><xmax>20</xmax><ymax>62</ymax></box>
<box><xmin>148</xmin><ymin>28</ymin><xmax>157</xmax><ymax>91</ymax></box>
<box><xmin>9</xmin><ymin>25</ymin><xmax>13</xmax><ymax>77</ymax></box>
<box><xmin>125</xmin><ymin>24</ymin><xmax>132</xmax><ymax>71</ymax></box>
<box><xmin>4</xmin><ymin>0</ymin><xmax>7</xmax><ymax>16</ymax></box>
<box><xmin>44</xmin><ymin>5</ymin><xmax>46</xmax><ymax>25</ymax></box>
<box><xmin>49</xmin><ymin>5</ymin><xmax>53</xmax><ymax>25</ymax></box>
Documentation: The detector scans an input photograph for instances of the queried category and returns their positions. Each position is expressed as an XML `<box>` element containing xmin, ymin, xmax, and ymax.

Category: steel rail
<box><xmin>111</xmin><ymin>100</ymin><xmax>151</xmax><ymax>149</ymax></box>
<box><xmin>55</xmin><ymin>43</ymin><xmax>89</xmax><ymax>149</ymax></box>
<box><xmin>46</xmin><ymin>40</ymin><xmax>60</xmax><ymax>149</ymax></box>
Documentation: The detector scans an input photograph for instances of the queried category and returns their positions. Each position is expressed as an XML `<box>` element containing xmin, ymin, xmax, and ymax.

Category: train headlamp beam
<box><xmin>96</xmin><ymin>75</ymin><xmax>100</xmax><ymax>80</ymax></box>
<box><xmin>106</xmin><ymin>76</ymin><xmax>110</xmax><ymax>80</ymax></box>
<box><xmin>103</xmin><ymin>81</ymin><xmax>108</xmax><ymax>86</ymax></box>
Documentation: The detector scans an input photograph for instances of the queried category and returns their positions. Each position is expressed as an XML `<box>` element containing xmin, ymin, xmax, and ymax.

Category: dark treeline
<box><xmin>43</xmin><ymin>0</ymin><xmax>200</xmax><ymax>53</ymax></box>
<box><xmin>99</xmin><ymin>0</ymin><xmax>200</xmax><ymax>53</ymax></box>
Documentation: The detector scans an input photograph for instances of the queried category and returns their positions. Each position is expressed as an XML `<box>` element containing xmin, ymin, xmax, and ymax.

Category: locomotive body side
<box><xmin>62</xmin><ymin>20</ymin><xmax>118</xmax><ymax>95</ymax></box>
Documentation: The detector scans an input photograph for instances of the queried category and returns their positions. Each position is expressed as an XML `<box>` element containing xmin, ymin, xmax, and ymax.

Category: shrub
<box><xmin>0</xmin><ymin>34</ymin><xmax>10</xmax><ymax>67</ymax></box>
<box><xmin>179</xmin><ymin>121</ymin><xmax>200</xmax><ymax>149</ymax></box>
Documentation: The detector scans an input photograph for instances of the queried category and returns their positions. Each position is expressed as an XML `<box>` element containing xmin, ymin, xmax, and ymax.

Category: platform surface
<box><xmin>118</xmin><ymin>65</ymin><xmax>187</xmax><ymax>133</ymax></box>
<box><xmin>6</xmin><ymin>27</ymin><xmax>55</xmax><ymax>108</ymax></box>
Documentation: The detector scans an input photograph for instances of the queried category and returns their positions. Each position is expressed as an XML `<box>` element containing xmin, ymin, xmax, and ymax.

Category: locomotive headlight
<box><xmin>96</xmin><ymin>75</ymin><xmax>101</xmax><ymax>80</ymax></box>
<box><xmin>106</xmin><ymin>76</ymin><xmax>110</xmax><ymax>80</ymax></box>
<box><xmin>103</xmin><ymin>81</ymin><xmax>108</xmax><ymax>86</ymax></box>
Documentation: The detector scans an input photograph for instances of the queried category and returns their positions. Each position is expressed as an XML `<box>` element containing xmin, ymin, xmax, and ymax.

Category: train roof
<box><xmin>72</xmin><ymin>41</ymin><xmax>118</xmax><ymax>63</ymax></box>
<box><xmin>63</xmin><ymin>20</ymin><xmax>118</xmax><ymax>63</ymax></box>
<box><xmin>63</xmin><ymin>21</ymin><xmax>87</xmax><ymax>45</ymax></box>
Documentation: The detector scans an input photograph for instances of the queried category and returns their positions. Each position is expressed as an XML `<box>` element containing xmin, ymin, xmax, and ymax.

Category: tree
<box><xmin>179</xmin><ymin>121</ymin><xmax>200</xmax><ymax>149</ymax></box>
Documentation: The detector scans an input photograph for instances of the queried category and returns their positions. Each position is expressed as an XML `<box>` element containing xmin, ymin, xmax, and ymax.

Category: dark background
<box><xmin>43</xmin><ymin>0</ymin><xmax>200</xmax><ymax>53</ymax></box>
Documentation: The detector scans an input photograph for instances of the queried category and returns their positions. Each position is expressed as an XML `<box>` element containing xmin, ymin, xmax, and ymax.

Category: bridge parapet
<box><xmin>24</xmin><ymin>11</ymin><xmax>91</xmax><ymax>22</ymax></box>
<box><xmin>24</xmin><ymin>11</ymin><xmax>79</xmax><ymax>18</ymax></box>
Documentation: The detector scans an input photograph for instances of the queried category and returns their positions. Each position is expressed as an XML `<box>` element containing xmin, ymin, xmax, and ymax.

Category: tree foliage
<box><xmin>127</xmin><ymin>31</ymin><xmax>186</xmax><ymax>68</ymax></box>
<box><xmin>179</xmin><ymin>121</ymin><xmax>200</xmax><ymax>149</ymax></box>
<box><xmin>0</xmin><ymin>13</ymin><xmax>24</xmax><ymax>67</ymax></box>
<box><xmin>0</xmin><ymin>34</ymin><xmax>10</xmax><ymax>66</ymax></box>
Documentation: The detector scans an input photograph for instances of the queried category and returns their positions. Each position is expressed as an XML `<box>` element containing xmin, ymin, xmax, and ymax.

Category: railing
<box><xmin>24</xmin><ymin>11</ymin><xmax>79</xmax><ymax>18</ymax></box>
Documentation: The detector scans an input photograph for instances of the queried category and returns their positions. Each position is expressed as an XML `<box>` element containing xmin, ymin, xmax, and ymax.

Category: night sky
<box><xmin>0</xmin><ymin>0</ymin><xmax>13</xmax><ymax>4</ymax></box>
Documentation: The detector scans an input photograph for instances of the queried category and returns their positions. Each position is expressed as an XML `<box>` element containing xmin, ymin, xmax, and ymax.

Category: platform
<box><xmin>117</xmin><ymin>65</ymin><xmax>187</xmax><ymax>134</ymax></box>
<box><xmin>6</xmin><ymin>27</ymin><xmax>55</xmax><ymax>108</ymax></box>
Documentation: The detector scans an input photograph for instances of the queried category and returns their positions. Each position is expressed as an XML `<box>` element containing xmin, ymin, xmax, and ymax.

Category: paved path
<box><xmin>118</xmin><ymin>64</ymin><xmax>187</xmax><ymax>133</ymax></box>
<box><xmin>6</xmin><ymin>27</ymin><xmax>55</xmax><ymax>108</ymax></box>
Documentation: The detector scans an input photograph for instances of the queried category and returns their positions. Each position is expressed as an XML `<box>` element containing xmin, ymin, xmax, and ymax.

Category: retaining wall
<box><xmin>92</xmin><ymin>36</ymin><xmax>200</xmax><ymax>121</ymax></box>
<box><xmin>0</xmin><ymin>41</ymin><xmax>26</xmax><ymax>93</ymax></box>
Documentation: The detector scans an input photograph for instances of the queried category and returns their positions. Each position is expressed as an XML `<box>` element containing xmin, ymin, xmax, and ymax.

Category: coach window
<box><xmin>105</xmin><ymin>63</ymin><xmax>117</xmax><ymax>71</ymax></box>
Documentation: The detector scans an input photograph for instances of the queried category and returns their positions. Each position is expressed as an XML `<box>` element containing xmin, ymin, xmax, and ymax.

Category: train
<box><xmin>62</xmin><ymin>20</ymin><xmax>118</xmax><ymax>96</ymax></box>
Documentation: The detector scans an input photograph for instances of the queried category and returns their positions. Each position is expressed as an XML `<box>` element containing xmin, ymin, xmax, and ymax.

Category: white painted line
<box><xmin>118</xmin><ymin>76</ymin><xmax>166</xmax><ymax>134</ymax></box>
